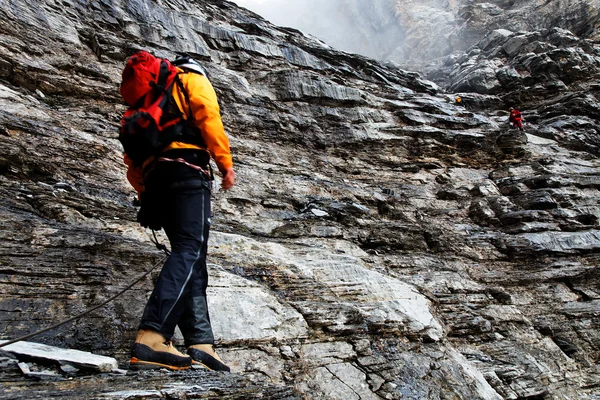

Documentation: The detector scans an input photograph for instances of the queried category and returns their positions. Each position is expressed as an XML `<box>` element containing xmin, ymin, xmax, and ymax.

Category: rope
<box><xmin>0</xmin><ymin>230</ymin><xmax>169</xmax><ymax>349</ymax></box>
<box><xmin>150</xmin><ymin>229</ymin><xmax>171</xmax><ymax>256</ymax></box>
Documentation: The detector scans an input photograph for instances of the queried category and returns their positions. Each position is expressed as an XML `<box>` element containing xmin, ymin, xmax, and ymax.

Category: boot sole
<box><xmin>130</xmin><ymin>357</ymin><xmax>191</xmax><ymax>371</ymax></box>
<box><xmin>191</xmin><ymin>360</ymin><xmax>211</xmax><ymax>370</ymax></box>
<box><xmin>187</xmin><ymin>348</ymin><xmax>231</xmax><ymax>372</ymax></box>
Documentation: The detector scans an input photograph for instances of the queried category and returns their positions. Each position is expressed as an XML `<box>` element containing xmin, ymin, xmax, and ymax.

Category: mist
<box><xmin>229</xmin><ymin>0</ymin><xmax>472</xmax><ymax>71</ymax></box>
<box><xmin>231</xmin><ymin>0</ymin><xmax>411</xmax><ymax>64</ymax></box>
<box><xmin>230</xmin><ymin>0</ymin><xmax>600</xmax><ymax>73</ymax></box>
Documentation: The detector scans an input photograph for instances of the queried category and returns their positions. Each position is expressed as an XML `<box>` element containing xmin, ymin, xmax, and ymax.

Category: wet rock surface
<box><xmin>0</xmin><ymin>0</ymin><xmax>599</xmax><ymax>399</ymax></box>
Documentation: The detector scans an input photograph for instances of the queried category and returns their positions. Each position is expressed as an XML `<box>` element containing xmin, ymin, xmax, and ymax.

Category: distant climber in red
<box><xmin>508</xmin><ymin>107</ymin><xmax>524</xmax><ymax>131</ymax></box>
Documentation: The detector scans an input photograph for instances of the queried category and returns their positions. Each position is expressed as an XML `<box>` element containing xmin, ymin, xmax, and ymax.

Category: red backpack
<box><xmin>119</xmin><ymin>51</ymin><xmax>204</xmax><ymax>166</ymax></box>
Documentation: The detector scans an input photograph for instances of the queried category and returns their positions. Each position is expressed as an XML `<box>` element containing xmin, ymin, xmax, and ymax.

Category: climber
<box><xmin>455</xmin><ymin>95</ymin><xmax>465</xmax><ymax>108</ymax></box>
<box><xmin>120</xmin><ymin>51</ymin><xmax>234</xmax><ymax>372</ymax></box>
<box><xmin>508</xmin><ymin>107</ymin><xmax>524</xmax><ymax>131</ymax></box>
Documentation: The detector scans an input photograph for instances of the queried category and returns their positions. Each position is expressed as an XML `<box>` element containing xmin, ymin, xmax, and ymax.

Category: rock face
<box><xmin>431</xmin><ymin>25</ymin><xmax>600</xmax><ymax>156</ymax></box>
<box><xmin>0</xmin><ymin>0</ymin><xmax>599</xmax><ymax>399</ymax></box>
<box><xmin>234</xmin><ymin>0</ymin><xmax>600</xmax><ymax>71</ymax></box>
<box><xmin>0</xmin><ymin>340</ymin><xmax>119</xmax><ymax>372</ymax></box>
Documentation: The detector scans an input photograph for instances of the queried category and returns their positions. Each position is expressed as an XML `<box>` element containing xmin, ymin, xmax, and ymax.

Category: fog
<box><xmin>230</xmin><ymin>0</ymin><xmax>408</xmax><ymax>62</ymax></box>
<box><xmin>230</xmin><ymin>0</ymin><xmax>600</xmax><ymax>71</ymax></box>
<box><xmin>231</xmin><ymin>0</ymin><xmax>307</xmax><ymax>30</ymax></box>
<box><xmin>229</xmin><ymin>0</ymin><xmax>466</xmax><ymax>69</ymax></box>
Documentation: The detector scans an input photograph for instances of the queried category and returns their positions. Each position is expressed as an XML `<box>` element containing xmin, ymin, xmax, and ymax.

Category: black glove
<box><xmin>136</xmin><ymin>193</ymin><xmax>162</xmax><ymax>231</ymax></box>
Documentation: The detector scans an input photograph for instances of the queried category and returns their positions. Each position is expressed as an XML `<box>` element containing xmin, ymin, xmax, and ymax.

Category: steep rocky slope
<box><xmin>403</xmin><ymin>0</ymin><xmax>600</xmax><ymax>70</ymax></box>
<box><xmin>238</xmin><ymin>0</ymin><xmax>600</xmax><ymax>73</ymax></box>
<box><xmin>0</xmin><ymin>0</ymin><xmax>599</xmax><ymax>399</ymax></box>
<box><xmin>433</xmin><ymin>26</ymin><xmax>600</xmax><ymax>156</ymax></box>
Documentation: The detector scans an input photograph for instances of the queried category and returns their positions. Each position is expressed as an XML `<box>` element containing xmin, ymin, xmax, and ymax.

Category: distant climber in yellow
<box><xmin>455</xmin><ymin>95</ymin><xmax>466</xmax><ymax>108</ymax></box>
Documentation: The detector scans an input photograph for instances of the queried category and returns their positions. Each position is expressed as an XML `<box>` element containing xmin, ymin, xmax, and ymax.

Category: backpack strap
<box><xmin>162</xmin><ymin>74</ymin><xmax>207</xmax><ymax>150</ymax></box>
<box><xmin>153</xmin><ymin>60</ymin><xmax>172</xmax><ymax>91</ymax></box>
<box><xmin>174</xmin><ymin>74</ymin><xmax>194</xmax><ymax>121</ymax></box>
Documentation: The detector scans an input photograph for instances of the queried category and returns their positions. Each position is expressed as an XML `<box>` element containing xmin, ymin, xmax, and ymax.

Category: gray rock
<box><xmin>0</xmin><ymin>0</ymin><xmax>599</xmax><ymax>399</ymax></box>
<box><xmin>1</xmin><ymin>341</ymin><xmax>118</xmax><ymax>372</ymax></box>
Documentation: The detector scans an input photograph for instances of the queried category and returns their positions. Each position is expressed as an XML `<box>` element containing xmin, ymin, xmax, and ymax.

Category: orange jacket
<box><xmin>124</xmin><ymin>69</ymin><xmax>232</xmax><ymax>194</ymax></box>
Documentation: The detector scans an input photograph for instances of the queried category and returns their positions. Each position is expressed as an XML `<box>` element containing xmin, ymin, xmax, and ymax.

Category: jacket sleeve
<box><xmin>124</xmin><ymin>154</ymin><xmax>145</xmax><ymax>195</ymax></box>
<box><xmin>180</xmin><ymin>73</ymin><xmax>233</xmax><ymax>173</ymax></box>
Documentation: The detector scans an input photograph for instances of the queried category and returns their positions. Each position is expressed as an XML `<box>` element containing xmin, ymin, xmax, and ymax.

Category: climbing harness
<box><xmin>0</xmin><ymin>230</ymin><xmax>169</xmax><ymax>349</ymax></box>
<box><xmin>156</xmin><ymin>156</ymin><xmax>212</xmax><ymax>180</ymax></box>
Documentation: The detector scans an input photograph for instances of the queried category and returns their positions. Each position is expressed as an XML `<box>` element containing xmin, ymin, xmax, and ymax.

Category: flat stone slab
<box><xmin>18</xmin><ymin>362</ymin><xmax>62</xmax><ymax>379</ymax></box>
<box><xmin>0</xmin><ymin>341</ymin><xmax>118</xmax><ymax>372</ymax></box>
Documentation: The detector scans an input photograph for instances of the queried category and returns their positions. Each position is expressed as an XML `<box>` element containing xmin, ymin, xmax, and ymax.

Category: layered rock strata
<box><xmin>0</xmin><ymin>0</ymin><xmax>598</xmax><ymax>399</ymax></box>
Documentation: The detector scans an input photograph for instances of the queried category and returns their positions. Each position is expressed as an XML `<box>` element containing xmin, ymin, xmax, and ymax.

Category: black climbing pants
<box><xmin>139</xmin><ymin>150</ymin><xmax>215</xmax><ymax>346</ymax></box>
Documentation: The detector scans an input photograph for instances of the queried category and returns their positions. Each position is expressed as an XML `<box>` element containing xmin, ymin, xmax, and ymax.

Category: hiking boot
<box><xmin>187</xmin><ymin>344</ymin><xmax>230</xmax><ymax>372</ymax></box>
<box><xmin>130</xmin><ymin>329</ymin><xmax>192</xmax><ymax>371</ymax></box>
